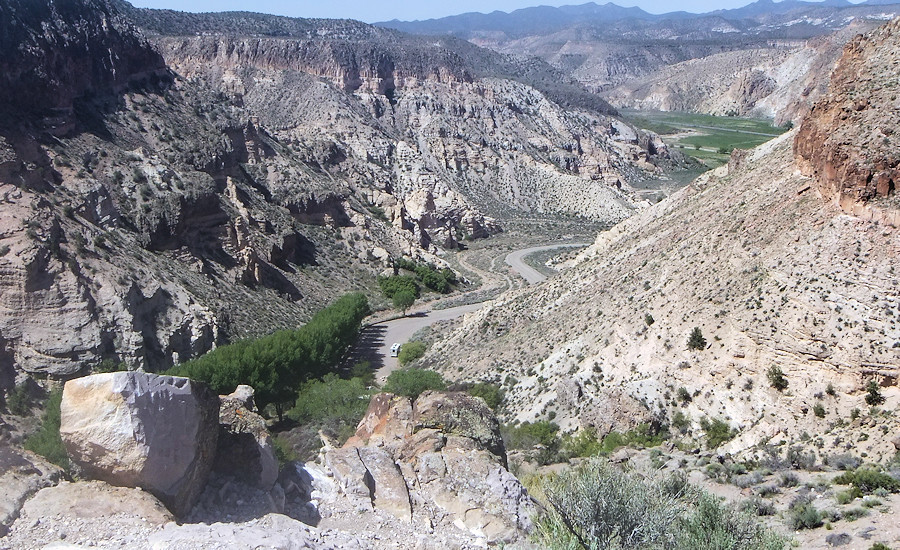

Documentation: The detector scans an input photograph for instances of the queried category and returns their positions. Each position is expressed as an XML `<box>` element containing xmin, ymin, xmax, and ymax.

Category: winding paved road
<box><xmin>353</xmin><ymin>242</ymin><xmax>588</xmax><ymax>382</ymax></box>
<box><xmin>504</xmin><ymin>243</ymin><xmax>588</xmax><ymax>285</ymax></box>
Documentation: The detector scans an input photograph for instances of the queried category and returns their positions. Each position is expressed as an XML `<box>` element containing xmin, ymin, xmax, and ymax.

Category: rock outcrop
<box><xmin>795</xmin><ymin>17</ymin><xmax>900</xmax><ymax>225</ymax></box>
<box><xmin>214</xmin><ymin>385</ymin><xmax>278</xmax><ymax>490</ymax></box>
<box><xmin>322</xmin><ymin>391</ymin><xmax>533</xmax><ymax>544</ymax></box>
<box><xmin>59</xmin><ymin>372</ymin><xmax>219</xmax><ymax>516</ymax></box>
<box><xmin>0</xmin><ymin>0</ymin><xmax>168</xmax><ymax>122</ymax></box>
<box><xmin>0</xmin><ymin>447</ymin><xmax>64</xmax><ymax>536</ymax></box>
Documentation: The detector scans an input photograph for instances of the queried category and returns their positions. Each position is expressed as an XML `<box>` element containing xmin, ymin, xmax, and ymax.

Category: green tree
<box><xmin>687</xmin><ymin>327</ymin><xmax>707</xmax><ymax>350</ymax></box>
<box><xmin>383</xmin><ymin>368</ymin><xmax>446</xmax><ymax>399</ymax></box>
<box><xmin>378</xmin><ymin>275</ymin><xmax>419</xmax><ymax>299</ymax></box>
<box><xmin>865</xmin><ymin>380</ymin><xmax>885</xmax><ymax>406</ymax></box>
<box><xmin>168</xmin><ymin>292</ymin><xmax>370</xmax><ymax>418</ymax></box>
<box><xmin>767</xmin><ymin>366</ymin><xmax>788</xmax><ymax>392</ymax></box>
<box><xmin>392</xmin><ymin>289</ymin><xmax>416</xmax><ymax>316</ymax></box>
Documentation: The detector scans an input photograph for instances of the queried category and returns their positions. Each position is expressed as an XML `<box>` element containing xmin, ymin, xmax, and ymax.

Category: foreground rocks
<box><xmin>0</xmin><ymin>447</ymin><xmax>63</xmax><ymax>536</ymax></box>
<box><xmin>59</xmin><ymin>372</ymin><xmax>219</xmax><ymax>516</ymax></box>
<box><xmin>2</xmin><ymin>389</ymin><xmax>536</xmax><ymax>549</ymax></box>
<box><xmin>323</xmin><ymin>391</ymin><xmax>534</xmax><ymax>544</ymax></box>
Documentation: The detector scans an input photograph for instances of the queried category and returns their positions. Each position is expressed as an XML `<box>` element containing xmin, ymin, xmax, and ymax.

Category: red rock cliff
<box><xmin>794</xmin><ymin>17</ymin><xmax>900</xmax><ymax>225</ymax></box>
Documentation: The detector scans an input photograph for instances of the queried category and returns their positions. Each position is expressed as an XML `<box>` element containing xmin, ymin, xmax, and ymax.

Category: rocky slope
<box><xmin>0</xmin><ymin>0</ymin><xmax>674</xmax><ymax>383</ymax></box>
<box><xmin>424</xmin><ymin>19</ymin><xmax>900</xmax><ymax>462</ymax></box>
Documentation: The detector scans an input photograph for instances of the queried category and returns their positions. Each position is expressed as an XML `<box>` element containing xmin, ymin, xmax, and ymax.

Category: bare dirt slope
<box><xmin>425</xmin><ymin>20</ymin><xmax>900</xmax><ymax>461</ymax></box>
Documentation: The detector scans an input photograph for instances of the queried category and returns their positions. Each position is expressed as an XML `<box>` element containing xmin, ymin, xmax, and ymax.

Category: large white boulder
<box><xmin>59</xmin><ymin>372</ymin><xmax>219</xmax><ymax>516</ymax></box>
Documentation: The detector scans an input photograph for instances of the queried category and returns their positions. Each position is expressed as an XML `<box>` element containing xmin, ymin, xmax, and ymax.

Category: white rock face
<box><xmin>59</xmin><ymin>372</ymin><xmax>219</xmax><ymax>516</ymax></box>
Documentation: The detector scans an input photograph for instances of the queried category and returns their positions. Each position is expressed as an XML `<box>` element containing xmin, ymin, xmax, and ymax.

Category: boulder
<box><xmin>892</xmin><ymin>434</ymin><xmax>900</xmax><ymax>451</ymax></box>
<box><xmin>59</xmin><ymin>372</ymin><xmax>219</xmax><ymax>516</ymax></box>
<box><xmin>413</xmin><ymin>390</ymin><xmax>506</xmax><ymax>465</ymax></box>
<box><xmin>214</xmin><ymin>385</ymin><xmax>278</xmax><ymax>490</ymax></box>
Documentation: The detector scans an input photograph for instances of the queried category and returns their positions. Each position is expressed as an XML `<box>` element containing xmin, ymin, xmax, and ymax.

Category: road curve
<box><xmin>354</xmin><ymin>242</ymin><xmax>589</xmax><ymax>382</ymax></box>
<box><xmin>504</xmin><ymin>243</ymin><xmax>588</xmax><ymax>285</ymax></box>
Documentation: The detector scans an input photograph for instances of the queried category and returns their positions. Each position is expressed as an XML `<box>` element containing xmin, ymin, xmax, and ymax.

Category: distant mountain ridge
<box><xmin>379</xmin><ymin>0</ymin><xmax>900</xmax><ymax>40</ymax></box>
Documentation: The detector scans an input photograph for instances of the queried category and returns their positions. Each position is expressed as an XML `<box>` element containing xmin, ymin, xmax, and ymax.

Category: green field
<box><xmin>622</xmin><ymin>110</ymin><xmax>791</xmax><ymax>168</ymax></box>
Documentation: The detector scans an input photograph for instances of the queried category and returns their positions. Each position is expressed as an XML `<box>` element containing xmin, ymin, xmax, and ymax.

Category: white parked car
<box><xmin>390</xmin><ymin>343</ymin><xmax>401</xmax><ymax>357</ymax></box>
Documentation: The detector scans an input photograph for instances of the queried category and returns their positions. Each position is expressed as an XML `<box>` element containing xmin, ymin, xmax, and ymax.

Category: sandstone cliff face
<box><xmin>795</xmin><ymin>17</ymin><xmax>900</xmax><ymax>225</ymax></box>
<box><xmin>155</xmin><ymin>34</ymin><xmax>666</xmax><ymax>232</ymax></box>
<box><xmin>0</xmin><ymin>0</ymin><xmax>167</xmax><ymax>121</ymax></box>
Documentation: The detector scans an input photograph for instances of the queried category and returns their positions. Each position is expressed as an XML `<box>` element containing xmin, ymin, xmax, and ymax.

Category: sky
<box><xmin>128</xmin><ymin>0</ymin><xmax>833</xmax><ymax>24</ymax></box>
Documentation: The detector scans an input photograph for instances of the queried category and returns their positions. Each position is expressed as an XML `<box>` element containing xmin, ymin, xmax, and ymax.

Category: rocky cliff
<box><xmin>425</xmin><ymin>19</ymin><xmax>900</xmax><ymax>462</ymax></box>
<box><xmin>0</xmin><ymin>0</ymin><xmax>440</xmax><ymax>380</ymax></box>
<box><xmin>0</xmin><ymin>0</ymin><xmax>680</xmax><ymax>382</ymax></box>
<box><xmin>795</xmin><ymin>17</ymin><xmax>900</xmax><ymax>225</ymax></box>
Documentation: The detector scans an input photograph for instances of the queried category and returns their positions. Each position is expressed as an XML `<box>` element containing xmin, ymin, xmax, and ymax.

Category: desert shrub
<box><xmin>467</xmin><ymin>382</ymin><xmax>504</xmax><ymax>410</ymax></box>
<box><xmin>841</xmin><ymin>507</ymin><xmax>869</xmax><ymax>521</ymax></box>
<box><xmin>288</xmin><ymin>373</ymin><xmax>371</xmax><ymax>447</ymax></box>
<box><xmin>835</xmin><ymin>488</ymin><xmax>860</xmax><ymax>505</ymax></box>
<box><xmin>378</xmin><ymin>275</ymin><xmax>419</xmax><ymax>299</ymax></box>
<box><xmin>701</xmin><ymin>417</ymin><xmax>735</xmax><ymax>449</ymax></box>
<box><xmin>813</xmin><ymin>402</ymin><xmax>825</xmax><ymax>418</ymax></box>
<box><xmin>4</xmin><ymin>382</ymin><xmax>31</xmax><ymax>416</ymax></box>
<box><xmin>767</xmin><ymin>366</ymin><xmax>788</xmax><ymax>391</ymax></box>
<box><xmin>687</xmin><ymin>327</ymin><xmax>707</xmax><ymax>350</ymax></box>
<box><xmin>397</xmin><ymin>341</ymin><xmax>427</xmax><ymax>366</ymax></box>
<box><xmin>598</xmin><ymin>423</ymin><xmax>669</xmax><ymax>455</ymax></box>
<box><xmin>786</xmin><ymin>445</ymin><xmax>818</xmax><ymax>470</ymax></box>
<box><xmin>271</xmin><ymin>435</ymin><xmax>299</xmax><ymax>466</ymax></box>
<box><xmin>383</xmin><ymin>368</ymin><xmax>446</xmax><ymax>399</ymax></box>
<box><xmin>503</xmin><ymin>421</ymin><xmax>562</xmax><ymax>464</ymax></box>
<box><xmin>869</xmin><ymin>544</ymin><xmax>892</xmax><ymax>550</ymax></box>
<box><xmin>563</xmin><ymin>427</ymin><xmax>604</xmax><ymax>458</ymax></box>
<box><xmin>788</xmin><ymin>500</ymin><xmax>823</xmax><ymax>530</ymax></box>
<box><xmin>677</xmin><ymin>386</ymin><xmax>692</xmax><ymax>403</ymax></box>
<box><xmin>677</xmin><ymin>492</ymin><xmax>785</xmax><ymax>549</ymax></box>
<box><xmin>24</xmin><ymin>390</ymin><xmax>69</xmax><ymax>470</ymax></box>
<box><xmin>779</xmin><ymin>472</ymin><xmax>800</xmax><ymax>487</ymax></box>
<box><xmin>169</xmin><ymin>293</ymin><xmax>370</xmax><ymax>416</ymax></box>
<box><xmin>826</xmin><ymin>453</ymin><xmax>861</xmax><ymax>471</ymax></box>
<box><xmin>833</xmin><ymin>467</ymin><xmax>900</xmax><ymax>494</ymax></box>
<box><xmin>94</xmin><ymin>359</ymin><xmax>128</xmax><ymax>373</ymax></box>
<box><xmin>533</xmin><ymin>457</ymin><xmax>784</xmax><ymax>550</ymax></box>
<box><xmin>864</xmin><ymin>381</ymin><xmax>885</xmax><ymax>406</ymax></box>
<box><xmin>288</xmin><ymin>373</ymin><xmax>372</xmax><ymax>427</ymax></box>
<box><xmin>644</xmin><ymin>313</ymin><xmax>655</xmax><ymax>326</ymax></box>
<box><xmin>672</xmin><ymin>410</ymin><xmax>691</xmax><ymax>433</ymax></box>
<box><xmin>741</xmin><ymin>497</ymin><xmax>776</xmax><ymax>517</ymax></box>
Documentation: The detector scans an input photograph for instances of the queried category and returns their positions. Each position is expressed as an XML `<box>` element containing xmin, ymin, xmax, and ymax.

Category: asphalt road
<box><xmin>352</xmin><ymin>242</ymin><xmax>588</xmax><ymax>382</ymax></box>
<box><xmin>504</xmin><ymin>243</ymin><xmax>588</xmax><ymax>285</ymax></box>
